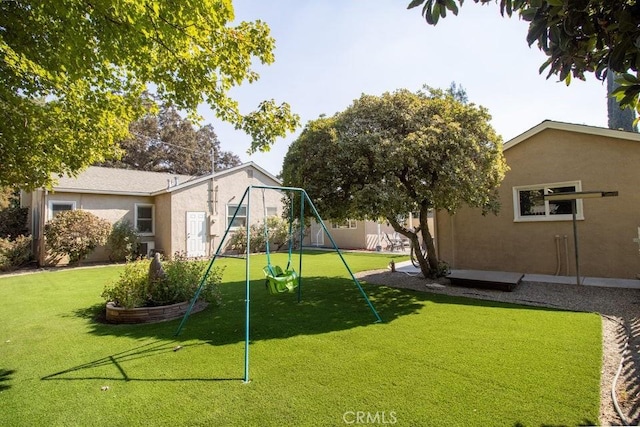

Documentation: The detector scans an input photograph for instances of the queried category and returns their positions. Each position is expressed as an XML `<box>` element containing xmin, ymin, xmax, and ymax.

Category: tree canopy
<box><xmin>282</xmin><ymin>86</ymin><xmax>508</xmax><ymax>278</ymax></box>
<box><xmin>1</xmin><ymin>0</ymin><xmax>299</xmax><ymax>190</ymax></box>
<box><xmin>100</xmin><ymin>104</ymin><xmax>241</xmax><ymax>175</ymax></box>
<box><xmin>408</xmin><ymin>0</ymin><xmax>640</xmax><ymax>120</ymax></box>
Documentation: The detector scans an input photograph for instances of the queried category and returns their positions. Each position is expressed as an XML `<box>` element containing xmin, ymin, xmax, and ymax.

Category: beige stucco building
<box><xmin>306</xmin><ymin>214</ymin><xmax>434</xmax><ymax>252</ymax></box>
<box><xmin>22</xmin><ymin>163</ymin><xmax>283</xmax><ymax>265</ymax></box>
<box><xmin>435</xmin><ymin>121</ymin><xmax>640</xmax><ymax>279</ymax></box>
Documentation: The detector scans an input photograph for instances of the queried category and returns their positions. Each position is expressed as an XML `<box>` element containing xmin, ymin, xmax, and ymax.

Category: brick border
<box><xmin>106</xmin><ymin>300</ymin><xmax>208</xmax><ymax>324</ymax></box>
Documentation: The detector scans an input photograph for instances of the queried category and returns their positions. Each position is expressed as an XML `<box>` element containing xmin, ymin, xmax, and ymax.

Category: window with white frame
<box><xmin>513</xmin><ymin>181</ymin><xmax>583</xmax><ymax>222</ymax></box>
<box><xmin>332</xmin><ymin>219</ymin><xmax>357</xmax><ymax>229</ymax></box>
<box><xmin>48</xmin><ymin>201</ymin><xmax>76</xmax><ymax>219</ymax></box>
<box><xmin>227</xmin><ymin>204</ymin><xmax>247</xmax><ymax>229</ymax></box>
<box><xmin>135</xmin><ymin>204</ymin><xmax>155</xmax><ymax>235</ymax></box>
<box><xmin>266</xmin><ymin>207</ymin><xmax>278</xmax><ymax>217</ymax></box>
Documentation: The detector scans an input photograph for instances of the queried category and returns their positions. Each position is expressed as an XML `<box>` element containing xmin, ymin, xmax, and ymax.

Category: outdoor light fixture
<box><xmin>543</xmin><ymin>190</ymin><xmax>618</xmax><ymax>285</ymax></box>
<box><xmin>544</xmin><ymin>191</ymin><xmax>618</xmax><ymax>201</ymax></box>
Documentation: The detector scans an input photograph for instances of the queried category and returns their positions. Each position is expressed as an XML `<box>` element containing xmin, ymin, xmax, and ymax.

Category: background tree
<box><xmin>1</xmin><ymin>0</ymin><xmax>299</xmax><ymax>190</ymax></box>
<box><xmin>101</xmin><ymin>104</ymin><xmax>241</xmax><ymax>175</ymax></box>
<box><xmin>282</xmin><ymin>86</ymin><xmax>507</xmax><ymax>278</ymax></box>
<box><xmin>408</xmin><ymin>0</ymin><xmax>640</xmax><ymax>121</ymax></box>
<box><xmin>0</xmin><ymin>188</ymin><xmax>19</xmax><ymax>210</ymax></box>
<box><xmin>607</xmin><ymin>72</ymin><xmax>637</xmax><ymax>132</ymax></box>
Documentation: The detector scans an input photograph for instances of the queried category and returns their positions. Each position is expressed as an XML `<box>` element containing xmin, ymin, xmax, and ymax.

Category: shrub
<box><xmin>102</xmin><ymin>254</ymin><xmax>223</xmax><ymax>309</ymax></box>
<box><xmin>0</xmin><ymin>235</ymin><xmax>32</xmax><ymax>271</ymax></box>
<box><xmin>101</xmin><ymin>259</ymin><xmax>149</xmax><ymax>308</ymax></box>
<box><xmin>107</xmin><ymin>220</ymin><xmax>139</xmax><ymax>262</ymax></box>
<box><xmin>0</xmin><ymin>207</ymin><xmax>28</xmax><ymax>239</ymax></box>
<box><xmin>44</xmin><ymin>210</ymin><xmax>111</xmax><ymax>264</ymax></box>
<box><xmin>226</xmin><ymin>217</ymin><xmax>294</xmax><ymax>254</ymax></box>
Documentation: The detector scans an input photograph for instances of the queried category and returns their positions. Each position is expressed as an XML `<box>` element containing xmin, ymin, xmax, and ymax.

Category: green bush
<box><xmin>44</xmin><ymin>210</ymin><xmax>111</xmax><ymax>264</ymax></box>
<box><xmin>102</xmin><ymin>254</ymin><xmax>223</xmax><ymax>309</ymax></box>
<box><xmin>107</xmin><ymin>220</ymin><xmax>139</xmax><ymax>262</ymax></box>
<box><xmin>100</xmin><ymin>259</ymin><xmax>149</xmax><ymax>308</ymax></box>
<box><xmin>226</xmin><ymin>216</ymin><xmax>294</xmax><ymax>254</ymax></box>
<box><xmin>0</xmin><ymin>235</ymin><xmax>32</xmax><ymax>271</ymax></box>
<box><xmin>0</xmin><ymin>207</ymin><xmax>28</xmax><ymax>239</ymax></box>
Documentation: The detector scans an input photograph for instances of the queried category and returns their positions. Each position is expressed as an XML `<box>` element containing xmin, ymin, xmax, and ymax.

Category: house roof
<box><xmin>52</xmin><ymin>162</ymin><xmax>281</xmax><ymax>196</ymax></box>
<box><xmin>504</xmin><ymin>120</ymin><xmax>640</xmax><ymax>151</ymax></box>
<box><xmin>155</xmin><ymin>161</ymin><xmax>281</xmax><ymax>195</ymax></box>
<box><xmin>53</xmin><ymin>167</ymin><xmax>194</xmax><ymax>195</ymax></box>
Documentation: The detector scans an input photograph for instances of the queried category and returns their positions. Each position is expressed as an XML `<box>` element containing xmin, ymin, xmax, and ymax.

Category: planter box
<box><xmin>106</xmin><ymin>300</ymin><xmax>208</xmax><ymax>324</ymax></box>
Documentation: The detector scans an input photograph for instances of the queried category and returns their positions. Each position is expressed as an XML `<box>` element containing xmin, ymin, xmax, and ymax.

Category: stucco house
<box><xmin>306</xmin><ymin>214</ymin><xmax>434</xmax><ymax>252</ymax></box>
<box><xmin>21</xmin><ymin>162</ymin><xmax>284</xmax><ymax>265</ymax></box>
<box><xmin>434</xmin><ymin>120</ymin><xmax>640</xmax><ymax>280</ymax></box>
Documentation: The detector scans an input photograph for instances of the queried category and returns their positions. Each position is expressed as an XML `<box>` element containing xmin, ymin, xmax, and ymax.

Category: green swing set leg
<box><xmin>176</xmin><ymin>185</ymin><xmax>382</xmax><ymax>385</ymax></box>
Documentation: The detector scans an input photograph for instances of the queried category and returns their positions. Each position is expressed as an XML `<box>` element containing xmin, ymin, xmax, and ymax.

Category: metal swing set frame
<box><xmin>175</xmin><ymin>185</ymin><xmax>382</xmax><ymax>383</ymax></box>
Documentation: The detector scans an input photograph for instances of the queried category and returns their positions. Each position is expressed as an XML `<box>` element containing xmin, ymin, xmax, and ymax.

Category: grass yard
<box><xmin>1</xmin><ymin>251</ymin><xmax>601</xmax><ymax>426</ymax></box>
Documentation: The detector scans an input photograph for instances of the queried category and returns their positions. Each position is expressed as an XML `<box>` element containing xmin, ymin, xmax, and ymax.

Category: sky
<box><xmin>199</xmin><ymin>1</ymin><xmax>611</xmax><ymax>177</ymax></box>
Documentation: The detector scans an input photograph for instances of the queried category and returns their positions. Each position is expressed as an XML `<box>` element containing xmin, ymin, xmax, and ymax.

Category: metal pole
<box><xmin>175</xmin><ymin>187</ymin><xmax>250</xmax><ymax>336</ymax></box>
<box><xmin>303</xmin><ymin>191</ymin><xmax>383</xmax><ymax>323</ymax></box>
<box><xmin>572</xmin><ymin>199</ymin><xmax>580</xmax><ymax>285</ymax></box>
<box><xmin>298</xmin><ymin>191</ymin><xmax>304</xmax><ymax>303</ymax></box>
<box><xmin>243</xmin><ymin>187</ymin><xmax>252</xmax><ymax>383</ymax></box>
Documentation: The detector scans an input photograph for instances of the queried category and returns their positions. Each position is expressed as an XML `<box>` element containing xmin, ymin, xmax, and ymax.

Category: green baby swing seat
<box><xmin>263</xmin><ymin>265</ymin><xmax>299</xmax><ymax>294</ymax></box>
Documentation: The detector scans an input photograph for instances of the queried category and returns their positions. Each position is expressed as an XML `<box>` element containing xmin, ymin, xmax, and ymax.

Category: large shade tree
<box><xmin>282</xmin><ymin>87</ymin><xmax>508</xmax><ymax>278</ymax></box>
<box><xmin>408</xmin><ymin>0</ymin><xmax>640</xmax><ymax>120</ymax></box>
<box><xmin>101</xmin><ymin>104</ymin><xmax>241</xmax><ymax>175</ymax></box>
<box><xmin>1</xmin><ymin>0</ymin><xmax>298</xmax><ymax>190</ymax></box>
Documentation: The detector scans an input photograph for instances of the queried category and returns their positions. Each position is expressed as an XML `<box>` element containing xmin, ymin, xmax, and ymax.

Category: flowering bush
<box><xmin>107</xmin><ymin>220</ymin><xmax>139</xmax><ymax>262</ymax></box>
<box><xmin>102</xmin><ymin>253</ymin><xmax>223</xmax><ymax>309</ymax></box>
<box><xmin>44</xmin><ymin>210</ymin><xmax>111</xmax><ymax>264</ymax></box>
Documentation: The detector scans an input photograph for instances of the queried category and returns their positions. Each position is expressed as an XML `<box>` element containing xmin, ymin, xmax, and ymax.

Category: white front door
<box><xmin>186</xmin><ymin>212</ymin><xmax>207</xmax><ymax>257</ymax></box>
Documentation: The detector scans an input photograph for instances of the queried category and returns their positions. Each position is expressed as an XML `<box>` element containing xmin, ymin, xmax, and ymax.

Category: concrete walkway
<box><xmin>394</xmin><ymin>260</ymin><xmax>640</xmax><ymax>289</ymax></box>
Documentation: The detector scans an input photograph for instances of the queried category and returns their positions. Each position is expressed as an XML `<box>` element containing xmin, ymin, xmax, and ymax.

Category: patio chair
<box><xmin>384</xmin><ymin>233</ymin><xmax>404</xmax><ymax>251</ymax></box>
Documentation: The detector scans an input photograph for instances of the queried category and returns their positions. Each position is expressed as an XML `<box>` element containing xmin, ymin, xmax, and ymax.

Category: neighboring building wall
<box><xmin>213</xmin><ymin>168</ymin><xmax>283</xmax><ymax>252</ymax></box>
<box><xmin>42</xmin><ymin>192</ymin><xmax>155</xmax><ymax>264</ymax></box>
<box><xmin>325</xmin><ymin>220</ymin><xmax>366</xmax><ymax>250</ymax></box>
<box><xmin>305</xmin><ymin>219</ymin><xmax>419</xmax><ymax>251</ymax></box>
<box><xmin>436</xmin><ymin>128</ymin><xmax>640</xmax><ymax>279</ymax></box>
<box><xmin>168</xmin><ymin>180</ymin><xmax>211</xmax><ymax>256</ymax></box>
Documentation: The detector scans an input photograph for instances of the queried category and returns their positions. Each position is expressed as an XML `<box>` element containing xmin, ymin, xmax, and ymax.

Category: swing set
<box><xmin>262</xmin><ymin>187</ymin><xmax>299</xmax><ymax>295</ymax></box>
<box><xmin>175</xmin><ymin>185</ymin><xmax>382</xmax><ymax>383</ymax></box>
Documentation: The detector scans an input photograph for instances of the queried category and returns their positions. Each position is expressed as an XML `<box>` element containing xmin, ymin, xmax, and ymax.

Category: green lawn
<box><xmin>1</xmin><ymin>251</ymin><xmax>601</xmax><ymax>426</ymax></box>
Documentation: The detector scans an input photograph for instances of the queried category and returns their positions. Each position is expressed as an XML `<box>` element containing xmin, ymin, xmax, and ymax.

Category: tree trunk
<box><xmin>387</xmin><ymin>206</ymin><xmax>441</xmax><ymax>278</ymax></box>
<box><xmin>419</xmin><ymin>207</ymin><xmax>439</xmax><ymax>274</ymax></box>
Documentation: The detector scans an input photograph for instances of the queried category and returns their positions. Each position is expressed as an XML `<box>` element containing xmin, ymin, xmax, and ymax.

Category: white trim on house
<box><xmin>134</xmin><ymin>203</ymin><xmax>155</xmax><ymax>236</ymax></box>
<box><xmin>332</xmin><ymin>219</ymin><xmax>358</xmax><ymax>229</ymax></box>
<box><xmin>226</xmin><ymin>204</ymin><xmax>247</xmax><ymax>230</ymax></box>
<box><xmin>154</xmin><ymin>162</ymin><xmax>282</xmax><ymax>196</ymax></box>
<box><xmin>512</xmin><ymin>180</ymin><xmax>584</xmax><ymax>222</ymax></box>
<box><xmin>505</xmin><ymin>120</ymin><xmax>640</xmax><ymax>151</ymax></box>
<box><xmin>48</xmin><ymin>200</ymin><xmax>76</xmax><ymax>220</ymax></box>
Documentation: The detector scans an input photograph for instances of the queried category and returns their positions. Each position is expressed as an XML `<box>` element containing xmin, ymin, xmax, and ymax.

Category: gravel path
<box><xmin>355</xmin><ymin>269</ymin><xmax>640</xmax><ymax>426</ymax></box>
